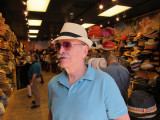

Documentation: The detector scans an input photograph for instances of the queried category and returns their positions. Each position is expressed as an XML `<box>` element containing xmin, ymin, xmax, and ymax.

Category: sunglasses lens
<box><xmin>63</xmin><ymin>42</ymin><xmax>72</xmax><ymax>50</ymax></box>
<box><xmin>55</xmin><ymin>43</ymin><xmax>61</xmax><ymax>51</ymax></box>
<box><xmin>55</xmin><ymin>42</ymin><xmax>72</xmax><ymax>51</ymax></box>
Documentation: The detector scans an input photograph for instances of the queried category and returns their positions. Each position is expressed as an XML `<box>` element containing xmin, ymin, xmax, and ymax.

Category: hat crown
<box><xmin>60</xmin><ymin>22</ymin><xmax>88</xmax><ymax>39</ymax></box>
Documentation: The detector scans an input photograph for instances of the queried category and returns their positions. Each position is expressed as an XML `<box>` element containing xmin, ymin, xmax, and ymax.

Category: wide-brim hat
<box><xmin>125</xmin><ymin>42</ymin><xmax>135</xmax><ymax>48</ymax></box>
<box><xmin>51</xmin><ymin>22</ymin><xmax>93</xmax><ymax>48</ymax></box>
<box><xmin>88</xmin><ymin>58</ymin><xmax>107</xmax><ymax>70</ymax></box>
<box><xmin>101</xmin><ymin>40</ymin><xmax>117</xmax><ymax>50</ymax></box>
<box><xmin>141</xmin><ymin>60</ymin><xmax>154</xmax><ymax>70</ymax></box>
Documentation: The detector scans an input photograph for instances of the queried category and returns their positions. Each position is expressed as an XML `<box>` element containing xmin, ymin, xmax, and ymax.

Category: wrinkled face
<box><xmin>55</xmin><ymin>39</ymin><xmax>88</xmax><ymax>69</ymax></box>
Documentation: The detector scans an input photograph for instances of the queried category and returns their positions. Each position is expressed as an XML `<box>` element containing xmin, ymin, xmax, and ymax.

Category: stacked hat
<box><xmin>101</xmin><ymin>27</ymin><xmax>114</xmax><ymax>37</ymax></box>
<box><xmin>141</xmin><ymin>50</ymin><xmax>152</xmax><ymax>55</ymax></box>
<box><xmin>0</xmin><ymin>70</ymin><xmax>12</xmax><ymax>96</ymax></box>
<box><xmin>131</xmin><ymin>47</ymin><xmax>141</xmax><ymax>58</ymax></box>
<box><xmin>138</xmin><ymin>39</ymin><xmax>145</xmax><ymax>47</ymax></box>
<box><xmin>144</xmin><ymin>39</ymin><xmax>158</xmax><ymax>49</ymax></box>
<box><xmin>0</xmin><ymin>54</ymin><xmax>6</xmax><ymax>65</ymax></box>
<box><xmin>0</xmin><ymin>13</ymin><xmax>7</xmax><ymax>36</ymax></box>
<box><xmin>125</xmin><ymin>42</ymin><xmax>135</xmax><ymax>48</ymax></box>
<box><xmin>130</xmin><ymin>60</ymin><xmax>142</xmax><ymax>72</ymax></box>
<box><xmin>0</xmin><ymin>38</ymin><xmax>4</xmax><ymax>49</ymax></box>
<box><xmin>123</xmin><ymin>51</ymin><xmax>131</xmax><ymax>57</ymax></box>
<box><xmin>128</xmin><ymin>90</ymin><xmax>157</xmax><ymax>119</ymax></box>
<box><xmin>102</xmin><ymin>40</ymin><xmax>117</xmax><ymax>50</ymax></box>
<box><xmin>1</xmin><ymin>65</ymin><xmax>11</xmax><ymax>74</ymax></box>
<box><xmin>133</xmin><ymin>32</ymin><xmax>143</xmax><ymax>41</ymax></box>
<box><xmin>88</xmin><ymin>58</ymin><xmax>107</xmax><ymax>70</ymax></box>
<box><xmin>141</xmin><ymin>60</ymin><xmax>154</xmax><ymax>70</ymax></box>
<box><xmin>126</xmin><ymin>57</ymin><xmax>133</xmax><ymax>63</ymax></box>
<box><xmin>122</xmin><ymin>34</ymin><xmax>128</xmax><ymax>40</ymax></box>
<box><xmin>88</xmin><ymin>26</ymin><xmax>101</xmax><ymax>38</ymax></box>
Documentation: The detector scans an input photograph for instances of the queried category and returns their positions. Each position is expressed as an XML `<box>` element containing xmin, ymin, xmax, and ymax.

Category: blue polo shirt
<box><xmin>28</xmin><ymin>61</ymin><xmax>41</xmax><ymax>79</ymax></box>
<box><xmin>48</xmin><ymin>64</ymin><xmax>128</xmax><ymax>120</ymax></box>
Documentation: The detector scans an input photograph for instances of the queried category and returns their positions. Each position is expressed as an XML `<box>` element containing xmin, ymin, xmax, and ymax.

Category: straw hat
<box><xmin>51</xmin><ymin>22</ymin><xmax>93</xmax><ymax>48</ymax></box>
<box><xmin>88</xmin><ymin>58</ymin><xmax>107</xmax><ymax>70</ymax></box>
<box><xmin>141</xmin><ymin>59</ymin><xmax>154</xmax><ymax>70</ymax></box>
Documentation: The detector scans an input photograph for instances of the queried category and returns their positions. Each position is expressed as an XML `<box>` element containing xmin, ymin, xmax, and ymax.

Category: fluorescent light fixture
<box><xmin>29</xmin><ymin>35</ymin><xmax>37</xmax><ymax>38</ymax></box>
<box><xmin>81</xmin><ymin>23</ymin><xmax>95</xmax><ymax>29</ymax></box>
<box><xmin>28</xmin><ymin>19</ymin><xmax>42</xmax><ymax>26</ymax></box>
<box><xmin>29</xmin><ymin>30</ymin><xmax>39</xmax><ymax>33</ymax></box>
<box><xmin>98</xmin><ymin>5</ymin><xmax>131</xmax><ymax>17</ymax></box>
<box><xmin>27</xmin><ymin>0</ymin><xmax>50</xmax><ymax>12</ymax></box>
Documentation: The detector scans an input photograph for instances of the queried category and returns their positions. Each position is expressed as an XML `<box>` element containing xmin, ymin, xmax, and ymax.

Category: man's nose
<box><xmin>58</xmin><ymin>45</ymin><xmax>66</xmax><ymax>54</ymax></box>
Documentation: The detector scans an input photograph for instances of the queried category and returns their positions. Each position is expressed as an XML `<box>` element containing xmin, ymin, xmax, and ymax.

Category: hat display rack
<box><xmin>121</xmin><ymin>32</ymin><xmax>160</xmax><ymax>119</ymax></box>
<box><xmin>0</xmin><ymin>12</ymin><xmax>26</xmax><ymax>116</ymax></box>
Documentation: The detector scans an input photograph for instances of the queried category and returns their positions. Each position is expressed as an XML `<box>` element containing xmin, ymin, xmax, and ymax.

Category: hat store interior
<box><xmin>0</xmin><ymin>0</ymin><xmax>160</xmax><ymax>119</ymax></box>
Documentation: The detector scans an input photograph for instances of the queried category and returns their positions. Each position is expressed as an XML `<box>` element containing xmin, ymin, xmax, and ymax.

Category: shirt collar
<box><xmin>111</xmin><ymin>62</ymin><xmax>120</xmax><ymax>65</ymax></box>
<box><xmin>58</xmin><ymin>64</ymin><xmax>94</xmax><ymax>87</ymax></box>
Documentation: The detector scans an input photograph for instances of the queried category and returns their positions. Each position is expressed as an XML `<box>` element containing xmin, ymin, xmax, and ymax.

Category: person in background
<box><xmin>103</xmin><ymin>54</ymin><xmax>130</xmax><ymax>104</ymax></box>
<box><xmin>44</xmin><ymin>51</ymin><xmax>51</xmax><ymax>72</ymax></box>
<box><xmin>24</xmin><ymin>51</ymin><xmax>32</xmax><ymax>93</ymax></box>
<box><xmin>28</xmin><ymin>53</ymin><xmax>41</xmax><ymax>109</ymax></box>
<box><xmin>48</xmin><ymin>22</ymin><xmax>130</xmax><ymax>120</ymax></box>
<box><xmin>25</xmin><ymin>51</ymin><xmax>32</xmax><ymax>64</ymax></box>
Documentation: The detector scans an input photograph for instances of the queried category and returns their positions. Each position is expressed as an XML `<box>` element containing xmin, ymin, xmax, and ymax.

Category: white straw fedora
<box><xmin>51</xmin><ymin>22</ymin><xmax>93</xmax><ymax>48</ymax></box>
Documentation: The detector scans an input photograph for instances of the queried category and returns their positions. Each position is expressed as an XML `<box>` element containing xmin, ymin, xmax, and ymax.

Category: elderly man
<box><xmin>48</xmin><ymin>22</ymin><xmax>130</xmax><ymax>120</ymax></box>
<box><xmin>103</xmin><ymin>54</ymin><xmax>130</xmax><ymax>104</ymax></box>
<box><xmin>28</xmin><ymin>53</ymin><xmax>41</xmax><ymax>109</ymax></box>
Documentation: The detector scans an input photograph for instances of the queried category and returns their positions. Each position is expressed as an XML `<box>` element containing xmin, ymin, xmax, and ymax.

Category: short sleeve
<box><xmin>48</xmin><ymin>81</ymin><xmax>53</xmax><ymax>110</ymax></box>
<box><xmin>104</xmin><ymin>76</ymin><xmax>128</xmax><ymax>119</ymax></box>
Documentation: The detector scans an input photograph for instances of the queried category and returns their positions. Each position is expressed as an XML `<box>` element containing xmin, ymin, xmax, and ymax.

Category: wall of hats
<box><xmin>0</xmin><ymin>12</ymin><xmax>26</xmax><ymax>116</ymax></box>
<box><xmin>87</xmin><ymin>10</ymin><xmax>160</xmax><ymax>95</ymax></box>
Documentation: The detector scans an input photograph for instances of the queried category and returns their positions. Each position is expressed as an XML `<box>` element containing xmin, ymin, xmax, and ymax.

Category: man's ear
<box><xmin>82</xmin><ymin>46</ymin><xmax>88</xmax><ymax>58</ymax></box>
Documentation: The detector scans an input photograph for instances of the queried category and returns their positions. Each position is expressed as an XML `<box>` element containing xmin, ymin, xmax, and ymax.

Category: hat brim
<box><xmin>51</xmin><ymin>36</ymin><xmax>93</xmax><ymax>48</ymax></box>
<box><xmin>101</xmin><ymin>46</ymin><xmax>117</xmax><ymax>50</ymax></box>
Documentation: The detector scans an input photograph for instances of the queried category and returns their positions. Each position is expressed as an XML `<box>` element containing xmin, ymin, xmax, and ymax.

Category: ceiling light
<box><xmin>100</xmin><ymin>24</ymin><xmax>103</xmax><ymax>27</ymax></box>
<box><xmin>81</xmin><ymin>23</ymin><xmax>95</xmax><ymax>29</ymax></box>
<box><xmin>29</xmin><ymin>35</ymin><xmax>37</xmax><ymax>38</ymax></box>
<box><xmin>29</xmin><ymin>30</ymin><xmax>39</xmax><ymax>33</ymax></box>
<box><xmin>116</xmin><ymin>17</ymin><xmax>120</xmax><ymax>21</ymax></box>
<box><xmin>22</xmin><ymin>1</ymin><xmax>27</xmax><ymax>5</ymax></box>
<box><xmin>98</xmin><ymin>5</ymin><xmax>131</xmax><ymax>17</ymax></box>
<box><xmin>112</xmin><ymin>0</ymin><xmax>116</xmax><ymax>2</ymax></box>
<box><xmin>80</xmin><ymin>19</ymin><xmax>83</xmax><ymax>22</ymax></box>
<box><xmin>28</xmin><ymin>19</ymin><xmax>42</xmax><ymax>26</ymax></box>
<box><xmin>24</xmin><ymin>11</ymin><xmax>28</xmax><ymax>16</ymax></box>
<box><xmin>27</xmin><ymin>0</ymin><xmax>50</xmax><ymax>12</ymax></box>
<box><xmin>99</xmin><ymin>4</ymin><xmax>104</xmax><ymax>10</ymax></box>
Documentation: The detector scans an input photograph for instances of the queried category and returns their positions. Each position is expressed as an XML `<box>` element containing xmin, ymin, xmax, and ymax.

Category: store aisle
<box><xmin>5</xmin><ymin>71</ymin><xmax>56</xmax><ymax>120</ymax></box>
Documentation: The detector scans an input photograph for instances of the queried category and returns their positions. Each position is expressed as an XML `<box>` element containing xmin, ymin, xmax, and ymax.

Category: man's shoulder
<box><xmin>48</xmin><ymin>73</ymin><xmax>63</xmax><ymax>85</ymax></box>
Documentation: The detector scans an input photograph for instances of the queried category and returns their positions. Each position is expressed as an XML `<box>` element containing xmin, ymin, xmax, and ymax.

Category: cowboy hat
<box><xmin>51</xmin><ymin>22</ymin><xmax>93</xmax><ymax>48</ymax></box>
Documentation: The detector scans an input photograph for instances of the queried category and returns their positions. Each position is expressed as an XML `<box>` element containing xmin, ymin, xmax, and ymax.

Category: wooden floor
<box><xmin>3</xmin><ymin>71</ymin><xmax>56</xmax><ymax>120</ymax></box>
